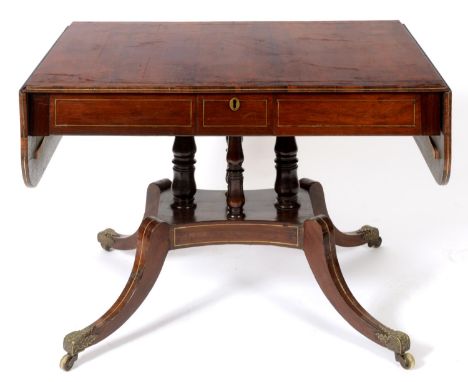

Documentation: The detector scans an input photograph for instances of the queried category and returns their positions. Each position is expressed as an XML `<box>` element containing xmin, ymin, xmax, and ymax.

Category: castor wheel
<box><xmin>395</xmin><ymin>352</ymin><xmax>415</xmax><ymax>369</ymax></box>
<box><xmin>367</xmin><ymin>236</ymin><xmax>382</xmax><ymax>248</ymax></box>
<box><xmin>60</xmin><ymin>353</ymin><xmax>78</xmax><ymax>371</ymax></box>
<box><xmin>97</xmin><ymin>228</ymin><xmax>118</xmax><ymax>251</ymax></box>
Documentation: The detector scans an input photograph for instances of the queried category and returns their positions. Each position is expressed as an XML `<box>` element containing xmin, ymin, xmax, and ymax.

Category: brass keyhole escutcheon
<box><xmin>229</xmin><ymin>97</ymin><xmax>240</xmax><ymax>111</ymax></box>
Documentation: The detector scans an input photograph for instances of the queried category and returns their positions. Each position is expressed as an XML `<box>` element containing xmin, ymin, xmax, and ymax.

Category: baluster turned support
<box><xmin>171</xmin><ymin>136</ymin><xmax>197</xmax><ymax>209</ymax></box>
<box><xmin>226</xmin><ymin>136</ymin><xmax>245</xmax><ymax>219</ymax></box>
<box><xmin>274</xmin><ymin>136</ymin><xmax>300</xmax><ymax>210</ymax></box>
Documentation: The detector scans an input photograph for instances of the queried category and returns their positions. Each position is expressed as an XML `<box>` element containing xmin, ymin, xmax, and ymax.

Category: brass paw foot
<box><xmin>357</xmin><ymin>225</ymin><xmax>382</xmax><ymax>248</ymax></box>
<box><xmin>376</xmin><ymin>328</ymin><xmax>414</xmax><ymax>368</ymax></box>
<box><xmin>376</xmin><ymin>328</ymin><xmax>410</xmax><ymax>354</ymax></box>
<box><xmin>395</xmin><ymin>352</ymin><xmax>415</xmax><ymax>369</ymax></box>
<box><xmin>63</xmin><ymin>326</ymin><xmax>97</xmax><ymax>355</ymax></box>
<box><xmin>60</xmin><ymin>326</ymin><xmax>97</xmax><ymax>370</ymax></box>
<box><xmin>97</xmin><ymin>228</ymin><xmax>119</xmax><ymax>251</ymax></box>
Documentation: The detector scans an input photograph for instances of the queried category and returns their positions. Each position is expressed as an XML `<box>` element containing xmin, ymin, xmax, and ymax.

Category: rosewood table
<box><xmin>19</xmin><ymin>21</ymin><xmax>451</xmax><ymax>371</ymax></box>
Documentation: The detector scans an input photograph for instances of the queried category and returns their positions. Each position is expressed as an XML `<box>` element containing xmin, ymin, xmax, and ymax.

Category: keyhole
<box><xmin>230</xmin><ymin>97</ymin><xmax>240</xmax><ymax>111</ymax></box>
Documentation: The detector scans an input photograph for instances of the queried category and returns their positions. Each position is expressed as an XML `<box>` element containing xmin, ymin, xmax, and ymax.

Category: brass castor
<box><xmin>368</xmin><ymin>236</ymin><xmax>382</xmax><ymax>248</ymax></box>
<box><xmin>97</xmin><ymin>228</ymin><xmax>118</xmax><ymax>251</ymax></box>
<box><xmin>60</xmin><ymin>353</ymin><xmax>78</xmax><ymax>371</ymax></box>
<box><xmin>395</xmin><ymin>352</ymin><xmax>415</xmax><ymax>369</ymax></box>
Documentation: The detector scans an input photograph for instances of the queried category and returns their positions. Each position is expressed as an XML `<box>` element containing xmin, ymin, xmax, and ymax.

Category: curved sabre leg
<box><xmin>60</xmin><ymin>217</ymin><xmax>170</xmax><ymax>371</ymax></box>
<box><xmin>303</xmin><ymin>216</ymin><xmax>414</xmax><ymax>369</ymax></box>
<box><xmin>97</xmin><ymin>179</ymin><xmax>171</xmax><ymax>251</ymax></box>
<box><xmin>300</xmin><ymin>178</ymin><xmax>382</xmax><ymax>248</ymax></box>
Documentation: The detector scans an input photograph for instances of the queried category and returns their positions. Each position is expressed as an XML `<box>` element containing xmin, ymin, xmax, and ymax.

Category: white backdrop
<box><xmin>1</xmin><ymin>1</ymin><xmax>467</xmax><ymax>381</ymax></box>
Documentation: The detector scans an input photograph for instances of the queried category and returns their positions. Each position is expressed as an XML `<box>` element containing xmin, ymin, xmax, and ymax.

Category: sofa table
<box><xmin>19</xmin><ymin>21</ymin><xmax>451</xmax><ymax>371</ymax></box>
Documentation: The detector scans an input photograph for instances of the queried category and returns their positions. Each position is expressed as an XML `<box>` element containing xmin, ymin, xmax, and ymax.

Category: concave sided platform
<box><xmin>160</xmin><ymin>187</ymin><xmax>311</xmax><ymax>249</ymax></box>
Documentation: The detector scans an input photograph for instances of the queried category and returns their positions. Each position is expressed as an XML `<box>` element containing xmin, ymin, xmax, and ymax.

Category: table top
<box><xmin>20</xmin><ymin>21</ymin><xmax>451</xmax><ymax>188</ymax></box>
<box><xmin>23</xmin><ymin>21</ymin><xmax>448</xmax><ymax>93</ymax></box>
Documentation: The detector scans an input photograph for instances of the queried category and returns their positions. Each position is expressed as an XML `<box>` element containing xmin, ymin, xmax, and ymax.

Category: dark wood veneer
<box><xmin>23</xmin><ymin>21</ymin><xmax>448</xmax><ymax>92</ymax></box>
<box><xmin>27</xmin><ymin>92</ymin><xmax>444</xmax><ymax>137</ymax></box>
<box><xmin>28</xmin><ymin>94</ymin><xmax>50</xmax><ymax>136</ymax></box>
<box><xmin>21</xmin><ymin>22</ymin><xmax>450</xmax><ymax>185</ymax></box>
<box><xmin>50</xmin><ymin>94</ymin><xmax>194</xmax><ymax>135</ymax></box>
<box><xmin>200</xmin><ymin>95</ymin><xmax>271</xmax><ymax>134</ymax></box>
<box><xmin>172</xmin><ymin>222</ymin><xmax>299</xmax><ymax>248</ymax></box>
<box><xmin>20</xmin><ymin>21</ymin><xmax>449</xmax><ymax>370</ymax></box>
<box><xmin>277</xmin><ymin>93</ymin><xmax>421</xmax><ymax>135</ymax></box>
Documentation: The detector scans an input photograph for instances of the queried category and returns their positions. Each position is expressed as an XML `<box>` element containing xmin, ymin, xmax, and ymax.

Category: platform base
<box><xmin>63</xmin><ymin>178</ymin><xmax>412</xmax><ymax>371</ymax></box>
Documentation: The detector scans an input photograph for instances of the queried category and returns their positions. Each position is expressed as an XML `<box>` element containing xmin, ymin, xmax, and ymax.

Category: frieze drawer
<box><xmin>50</xmin><ymin>95</ymin><xmax>195</xmax><ymax>135</ymax></box>
<box><xmin>276</xmin><ymin>94</ymin><xmax>424</xmax><ymax>135</ymax></box>
<box><xmin>199</xmin><ymin>95</ymin><xmax>272</xmax><ymax>135</ymax></box>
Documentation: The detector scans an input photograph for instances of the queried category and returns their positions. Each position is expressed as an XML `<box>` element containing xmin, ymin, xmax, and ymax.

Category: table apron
<box><xmin>27</xmin><ymin>92</ymin><xmax>442</xmax><ymax>136</ymax></box>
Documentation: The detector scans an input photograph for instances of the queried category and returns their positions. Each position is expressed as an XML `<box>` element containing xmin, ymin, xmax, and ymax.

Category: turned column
<box><xmin>171</xmin><ymin>136</ymin><xmax>196</xmax><ymax>209</ymax></box>
<box><xmin>274</xmin><ymin>136</ymin><xmax>300</xmax><ymax>210</ymax></box>
<box><xmin>226</xmin><ymin>136</ymin><xmax>245</xmax><ymax>219</ymax></box>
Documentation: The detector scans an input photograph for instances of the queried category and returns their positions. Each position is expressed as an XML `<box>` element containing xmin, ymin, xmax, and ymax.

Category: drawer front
<box><xmin>276</xmin><ymin>94</ymin><xmax>422</xmax><ymax>135</ymax></box>
<box><xmin>199</xmin><ymin>95</ymin><xmax>272</xmax><ymax>134</ymax></box>
<box><xmin>50</xmin><ymin>95</ymin><xmax>195</xmax><ymax>134</ymax></box>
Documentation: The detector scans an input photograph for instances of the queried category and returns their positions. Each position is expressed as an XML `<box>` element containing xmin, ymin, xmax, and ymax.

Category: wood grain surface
<box><xmin>40</xmin><ymin>92</ymin><xmax>439</xmax><ymax>136</ymax></box>
<box><xmin>22</xmin><ymin>21</ymin><xmax>448</xmax><ymax>93</ymax></box>
<box><xmin>20</xmin><ymin>21</ymin><xmax>451</xmax><ymax>186</ymax></box>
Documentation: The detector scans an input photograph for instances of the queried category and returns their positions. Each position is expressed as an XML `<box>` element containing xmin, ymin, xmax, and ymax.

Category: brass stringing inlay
<box><xmin>277</xmin><ymin>98</ymin><xmax>416</xmax><ymax>127</ymax></box>
<box><xmin>54</xmin><ymin>98</ymin><xmax>193</xmax><ymax>127</ymax></box>
<box><xmin>26</xmin><ymin>86</ymin><xmax>447</xmax><ymax>93</ymax></box>
<box><xmin>173</xmin><ymin>223</ymin><xmax>299</xmax><ymax>247</ymax></box>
